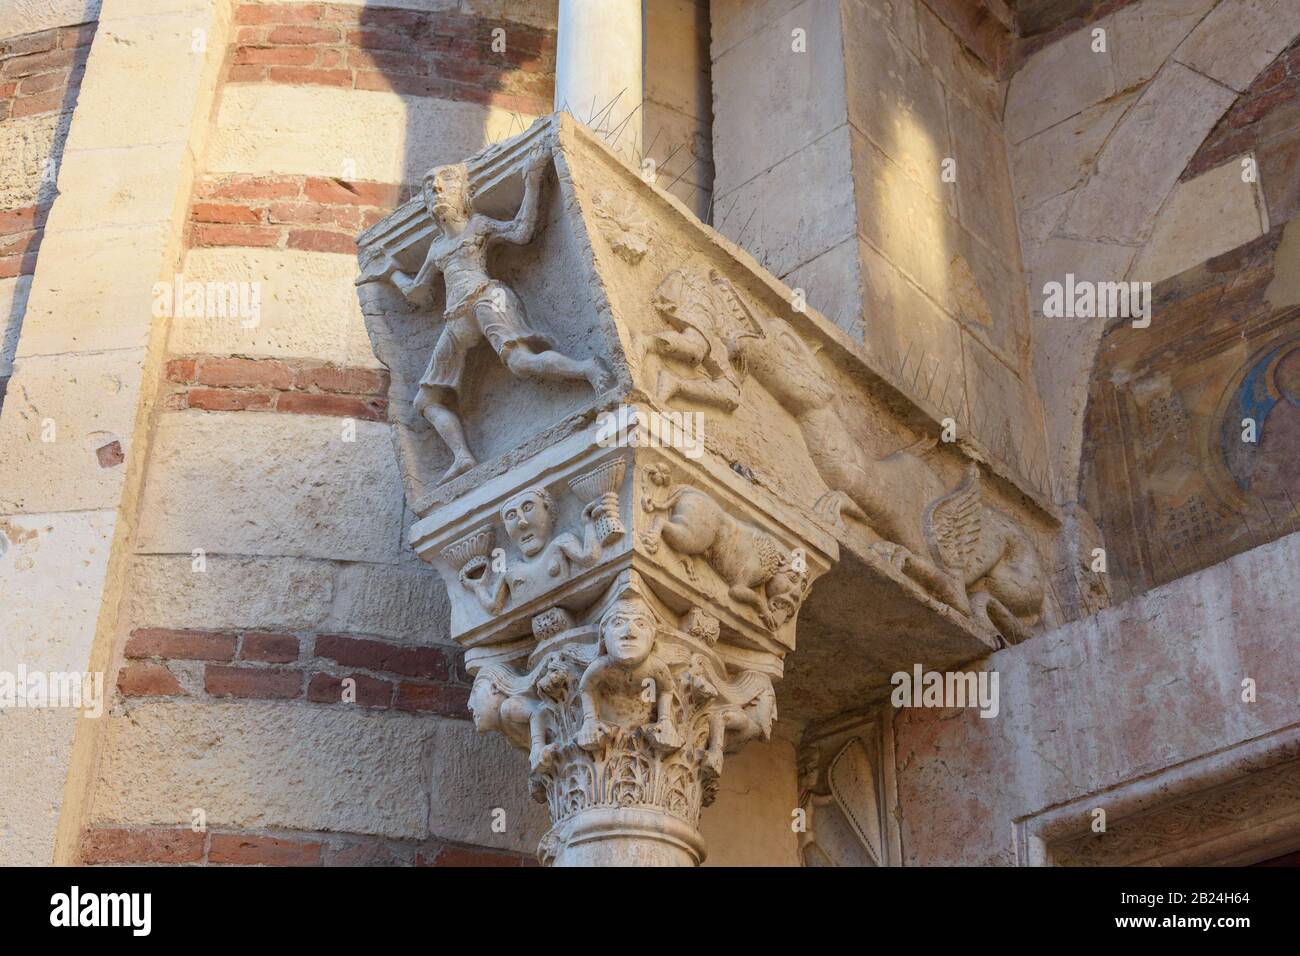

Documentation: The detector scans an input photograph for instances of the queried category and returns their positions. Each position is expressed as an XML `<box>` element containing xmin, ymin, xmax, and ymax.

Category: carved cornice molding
<box><xmin>1016</xmin><ymin>725</ymin><xmax>1300</xmax><ymax>867</ymax></box>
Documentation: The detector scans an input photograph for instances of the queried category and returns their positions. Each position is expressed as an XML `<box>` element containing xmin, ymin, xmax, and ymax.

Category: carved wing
<box><xmin>708</xmin><ymin>271</ymin><xmax>766</xmax><ymax>342</ymax></box>
<box><xmin>924</xmin><ymin>464</ymin><xmax>982</xmax><ymax>575</ymax></box>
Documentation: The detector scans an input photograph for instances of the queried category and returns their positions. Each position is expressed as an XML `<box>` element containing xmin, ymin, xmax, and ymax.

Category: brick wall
<box><xmin>188</xmin><ymin>174</ymin><xmax>407</xmax><ymax>256</ymax></box>
<box><xmin>0</xmin><ymin>21</ymin><xmax>96</xmax><ymax>278</ymax></box>
<box><xmin>163</xmin><ymin>355</ymin><xmax>389</xmax><ymax>420</ymax></box>
<box><xmin>226</xmin><ymin>2</ymin><xmax>554</xmax><ymax>114</ymax></box>
<box><xmin>0</xmin><ymin>18</ymin><xmax>96</xmax><ymax>410</ymax></box>
<box><xmin>117</xmin><ymin>626</ymin><xmax>472</xmax><ymax>718</ymax></box>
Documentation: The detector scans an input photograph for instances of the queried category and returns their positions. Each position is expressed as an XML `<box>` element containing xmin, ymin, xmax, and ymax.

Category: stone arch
<box><xmin>1009</xmin><ymin>0</ymin><xmax>1300</xmax><ymax>509</ymax></box>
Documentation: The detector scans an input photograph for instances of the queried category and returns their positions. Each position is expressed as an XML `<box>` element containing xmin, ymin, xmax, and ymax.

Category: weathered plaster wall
<box><xmin>892</xmin><ymin>531</ymin><xmax>1300</xmax><ymax>866</ymax></box>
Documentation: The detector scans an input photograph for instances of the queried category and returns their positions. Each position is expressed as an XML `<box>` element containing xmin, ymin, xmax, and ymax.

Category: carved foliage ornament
<box><xmin>467</xmin><ymin>575</ymin><xmax>776</xmax><ymax>864</ymax></box>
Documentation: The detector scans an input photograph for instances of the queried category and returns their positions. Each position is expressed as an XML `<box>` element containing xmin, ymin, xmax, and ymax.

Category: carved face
<box><xmin>468</xmin><ymin>677</ymin><xmax>505</xmax><ymax>732</ymax></box>
<box><xmin>502</xmin><ymin>490</ymin><xmax>554</xmax><ymax>559</ymax></box>
<box><xmin>600</xmin><ymin>598</ymin><xmax>657</xmax><ymax>666</ymax></box>
<box><xmin>426</xmin><ymin>164</ymin><xmax>470</xmax><ymax>224</ymax></box>
<box><xmin>765</xmin><ymin>566</ymin><xmax>808</xmax><ymax>627</ymax></box>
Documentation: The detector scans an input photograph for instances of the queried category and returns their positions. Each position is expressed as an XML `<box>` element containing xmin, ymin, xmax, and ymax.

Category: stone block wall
<box><xmin>709</xmin><ymin>0</ymin><xmax>1052</xmax><ymax>509</ymax></box>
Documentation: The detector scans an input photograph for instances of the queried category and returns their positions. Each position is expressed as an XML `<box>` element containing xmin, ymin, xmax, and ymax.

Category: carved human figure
<box><xmin>460</xmin><ymin>487</ymin><xmax>620</xmax><ymax>613</ymax></box>
<box><xmin>575</xmin><ymin>594</ymin><xmax>680</xmax><ymax>754</ymax></box>
<box><xmin>681</xmin><ymin>655</ymin><xmax>777</xmax><ymax>778</ymax></box>
<box><xmin>363</xmin><ymin>147</ymin><xmax>609</xmax><ymax>483</ymax></box>
<box><xmin>469</xmin><ymin>656</ymin><xmax>570</xmax><ymax>772</ymax></box>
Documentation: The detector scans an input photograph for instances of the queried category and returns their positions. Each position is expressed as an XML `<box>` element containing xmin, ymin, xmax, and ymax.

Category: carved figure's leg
<box><xmin>417</xmin><ymin>396</ymin><xmax>478</xmax><ymax>483</ymax></box>
<box><xmin>575</xmin><ymin>667</ymin><xmax>614</xmax><ymax>752</ymax></box>
<box><xmin>503</xmin><ymin>344</ymin><xmax>610</xmax><ymax>393</ymax></box>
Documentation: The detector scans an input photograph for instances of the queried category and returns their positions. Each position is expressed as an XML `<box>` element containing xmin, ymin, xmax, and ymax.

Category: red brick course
<box><xmin>205</xmin><ymin>664</ymin><xmax>304</xmax><ymax>700</ymax></box>
<box><xmin>0</xmin><ymin>203</ymin><xmax>45</xmax><ymax>279</ymax></box>
<box><xmin>187</xmin><ymin>174</ymin><xmax>401</xmax><ymax>254</ymax></box>
<box><xmin>117</xmin><ymin>662</ymin><xmax>185</xmax><ymax>698</ymax></box>
<box><xmin>164</xmin><ymin>354</ymin><xmax>390</xmax><ymax>421</ymax></box>
<box><xmin>0</xmin><ymin>21</ymin><xmax>93</xmax><ymax>118</ymax></box>
<box><xmin>225</xmin><ymin>1</ymin><xmax>554</xmax><ymax>114</ymax></box>
<box><xmin>117</xmin><ymin>627</ymin><xmax>471</xmax><ymax>716</ymax></box>
<box><xmin>126</xmin><ymin>628</ymin><xmax>238</xmax><ymax>662</ymax></box>
<box><xmin>80</xmin><ymin>827</ymin><xmax>205</xmax><ymax>865</ymax></box>
<box><xmin>240</xmin><ymin>631</ymin><xmax>301</xmax><ymax>663</ymax></box>
<box><xmin>209</xmin><ymin>833</ymin><xmax>323</xmax><ymax>866</ymax></box>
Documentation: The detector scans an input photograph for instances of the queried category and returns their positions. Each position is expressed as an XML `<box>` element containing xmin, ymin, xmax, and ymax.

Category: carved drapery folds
<box><xmin>356</xmin><ymin>113</ymin><xmax>1060</xmax><ymax>865</ymax></box>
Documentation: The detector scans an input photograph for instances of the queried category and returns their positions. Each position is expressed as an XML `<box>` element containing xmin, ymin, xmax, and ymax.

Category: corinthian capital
<box><xmin>468</xmin><ymin>572</ymin><xmax>779</xmax><ymax>865</ymax></box>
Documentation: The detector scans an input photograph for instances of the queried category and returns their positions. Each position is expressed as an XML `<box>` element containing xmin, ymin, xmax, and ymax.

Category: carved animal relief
<box><xmin>642</xmin><ymin>265</ymin><xmax>1049</xmax><ymax>645</ymax></box>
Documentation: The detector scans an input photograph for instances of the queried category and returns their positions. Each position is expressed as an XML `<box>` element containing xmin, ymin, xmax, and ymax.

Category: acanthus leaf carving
<box><xmin>466</xmin><ymin>572</ymin><xmax>778</xmax><ymax>865</ymax></box>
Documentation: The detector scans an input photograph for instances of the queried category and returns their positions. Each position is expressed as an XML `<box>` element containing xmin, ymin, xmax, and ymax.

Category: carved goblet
<box><xmin>568</xmin><ymin>459</ymin><xmax>626</xmax><ymax>546</ymax></box>
<box><xmin>441</xmin><ymin>527</ymin><xmax>495</xmax><ymax>587</ymax></box>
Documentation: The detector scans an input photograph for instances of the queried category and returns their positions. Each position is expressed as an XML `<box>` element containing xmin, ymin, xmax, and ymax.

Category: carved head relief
<box><xmin>766</xmin><ymin>558</ymin><xmax>810</xmax><ymax>628</ymax></box>
<box><xmin>468</xmin><ymin>675</ymin><xmax>506</xmax><ymax>732</ymax></box>
<box><xmin>502</xmin><ymin>488</ymin><xmax>556</xmax><ymax>559</ymax></box>
<box><xmin>599</xmin><ymin>595</ymin><xmax>658</xmax><ymax>667</ymax></box>
<box><xmin>424</xmin><ymin>162</ymin><xmax>472</xmax><ymax>225</ymax></box>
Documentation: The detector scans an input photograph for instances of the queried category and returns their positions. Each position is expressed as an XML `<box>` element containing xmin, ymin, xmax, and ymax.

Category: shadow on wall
<box><xmin>357</xmin><ymin>0</ymin><xmax>556</xmax><ymax>193</ymax></box>
<box><xmin>0</xmin><ymin>0</ymin><xmax>99</xmax><ymax>412</ymax></box>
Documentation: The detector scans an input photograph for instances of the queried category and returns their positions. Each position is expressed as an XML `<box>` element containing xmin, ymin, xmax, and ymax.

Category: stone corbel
<box><xmin>356</xmin><ymin>111</ymin><xmax>1060</xmax><ymax>865</ymax></box>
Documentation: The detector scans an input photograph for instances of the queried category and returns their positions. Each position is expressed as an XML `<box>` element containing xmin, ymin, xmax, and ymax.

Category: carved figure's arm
<box><xmin>483</xmin><ymin>151</ymin><xmax>547</xmax><ymax>246</ymax></box>
<box><xmin>557</xmin><ymin>492</ymin><xmax>618</xmax><ymax>568</ymax></box>
<box><xmin>462</xmin><ymin>565</ymin><xmax>509</xmax><ymax>614</ymax></box>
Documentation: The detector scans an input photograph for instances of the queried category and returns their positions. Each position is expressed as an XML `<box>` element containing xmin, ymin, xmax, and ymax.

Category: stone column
<box><xmin>555</xmin><ymin>0</ymin><xmax>642</xmax><ymax>158</ymax></box>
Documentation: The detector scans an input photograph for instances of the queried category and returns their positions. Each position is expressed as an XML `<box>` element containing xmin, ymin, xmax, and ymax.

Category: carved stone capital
<box><xmin>468</xmin><ymin>570</ymin><xmax>782</xmax><ymax>865</ymax></box>
<box><xmin>409</xmin><ymin>419</ymin><xmax>832</xmax><ymax>864</ymax></box>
